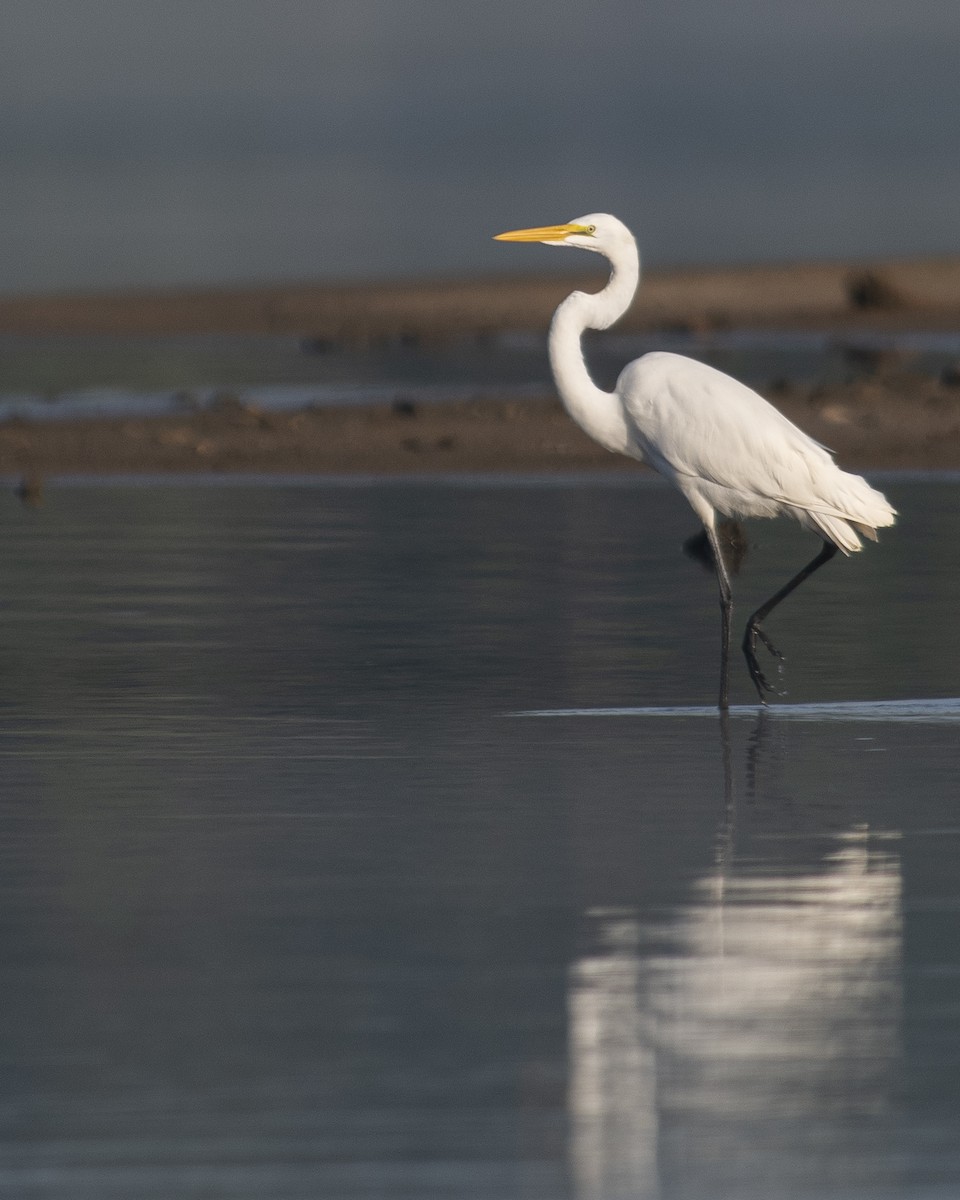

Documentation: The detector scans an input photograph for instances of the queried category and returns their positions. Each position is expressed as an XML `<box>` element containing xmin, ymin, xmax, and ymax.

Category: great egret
<box><xmin>494</xmin><ymin>213</ymin><xmax>896</xmax><ymax>708</ymax></box>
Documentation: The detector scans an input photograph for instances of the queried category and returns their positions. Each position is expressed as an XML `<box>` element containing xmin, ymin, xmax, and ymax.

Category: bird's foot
<box><xmin>743</xmin><ymin>621</ymin><xmax>785</xmax><ymax>702</ymax></box>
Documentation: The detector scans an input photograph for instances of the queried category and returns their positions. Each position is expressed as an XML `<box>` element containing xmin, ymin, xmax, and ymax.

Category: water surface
<box><xmin>2</xmin><ymin>327</ymin><xmax>959</xmax><ymax>420</ymax></box>
<box><xmin>0</xmin><ymin>476</ymin><xmax>957</xmax><ymax>1198</ymax></box>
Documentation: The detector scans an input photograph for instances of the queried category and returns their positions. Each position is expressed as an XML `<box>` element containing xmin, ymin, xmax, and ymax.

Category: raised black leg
<box><xmin>706</xmin><ymin>524</ymin><xmax>734</xmax><ymax>710</ymax></box>
<box><xmin>743</xmin><ymin>540</ymin><xmax>838</xmax><ymax>702</ymax></box>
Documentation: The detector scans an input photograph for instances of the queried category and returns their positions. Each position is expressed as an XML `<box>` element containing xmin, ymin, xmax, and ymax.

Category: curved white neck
<box><xmin>548</xmin><ymin>244</ymin><xmax>639</xmax><ymax>456</ymax></box>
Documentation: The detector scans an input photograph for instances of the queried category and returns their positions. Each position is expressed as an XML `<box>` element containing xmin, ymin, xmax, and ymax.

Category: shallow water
<box><xmin>0</xmin><ymin>475</ymin><xmax>958</xmax><ymax>1198</ymax></box>
<box><xmin>2</xmin><ymin>326</ymin><xmax>959</xmax><ymax>420</ymax></box>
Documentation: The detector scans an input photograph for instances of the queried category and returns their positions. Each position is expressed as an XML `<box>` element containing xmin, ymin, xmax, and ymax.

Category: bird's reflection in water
<box><xmin>568</xmin><ymin>909</ymin><xmax>659</xmax><ymax>1200</ymax></box>
<box><xmin>567</xmin><ymin>716</ymin><xmax>902</xmax><ymax>1200</ymax></box>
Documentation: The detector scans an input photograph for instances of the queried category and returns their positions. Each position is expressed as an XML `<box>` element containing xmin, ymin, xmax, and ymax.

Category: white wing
<box><xmin>618</xmin><ymin>352</ymin><xmax>829</xmax><ymax>494</ymax></box>
<box><xmin>617</xmin><ymin>352</ymin><xmax>895</xmax><ymax>549</ymax></box>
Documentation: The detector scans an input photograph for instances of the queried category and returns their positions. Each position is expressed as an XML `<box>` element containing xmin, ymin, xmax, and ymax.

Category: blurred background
<box><xmin>3</xmin><ymin>0</ymin><xmax>959</xmax><ymax>294</ymax></box>
<box><xmin>4</xmin><ymin>9</ymin><xmax>960</xmax><ymax>1195</ymax></box>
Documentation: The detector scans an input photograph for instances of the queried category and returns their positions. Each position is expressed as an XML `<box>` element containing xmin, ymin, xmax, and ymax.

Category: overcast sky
<box><xmin>1</xmin><ymin>0</ymin><xmax>957</xmax><ymax>291</ymax></box>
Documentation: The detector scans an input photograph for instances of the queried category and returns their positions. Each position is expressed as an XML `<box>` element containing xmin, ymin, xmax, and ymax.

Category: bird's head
<box><xmin>494</xmin><ymin>212</ymin><xmax>632</xmax><ymax>256</ymax></box>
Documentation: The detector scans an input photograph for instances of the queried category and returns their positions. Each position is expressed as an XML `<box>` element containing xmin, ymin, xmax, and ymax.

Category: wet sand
<box><xmin>1</xmin><ymin>261</ymin><xmax>959</xmax><ymax>479</ymax></box>
<box><xmin>2</xmin><ymin>371</ymin><xmax>959</xmax><ymax>481</ymax></box>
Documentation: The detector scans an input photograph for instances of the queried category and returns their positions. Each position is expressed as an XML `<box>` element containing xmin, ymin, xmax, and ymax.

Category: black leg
<box><xmin>683</xmin><ymin>519</ymin><xmax>748</xmax><ymax>576</ymax></box>
<box><xmin>706</xmin><ymin>524</ymin><xmax>734</xmax><ymax>710</ymax></box>
<box><xmin>743</xmin><ymin>540</ymin><xmax>838</xmax><ymax>702</ymax></box>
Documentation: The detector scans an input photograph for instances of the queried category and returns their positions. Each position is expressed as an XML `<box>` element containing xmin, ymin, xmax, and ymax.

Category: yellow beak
<box><xmin>493</xmin><ymin>222</ymin><xmax>590</xmax><ymax>244</ymax></box>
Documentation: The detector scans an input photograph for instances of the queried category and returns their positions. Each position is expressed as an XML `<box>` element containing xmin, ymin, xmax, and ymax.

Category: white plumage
<box><xmin>494</xmin><ymin>212</ymin><xmax>895</xmax><ymax>706</ymax></box>
<box><xmin>617</xmin><ymin>350</ymin><xmax>893</xmax><ymax>554</ymax></box>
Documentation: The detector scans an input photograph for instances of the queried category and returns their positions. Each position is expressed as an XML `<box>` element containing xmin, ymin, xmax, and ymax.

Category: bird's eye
<box><xmin>587</xmin><ymin>225</ymin><xmax>596</xmax><ymax>234</ymax></box>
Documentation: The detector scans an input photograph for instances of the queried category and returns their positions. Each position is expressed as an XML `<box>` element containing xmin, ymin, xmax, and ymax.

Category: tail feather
<box><xmin>795</xmin><ymin>472</ymin><xmax>896</xmax><ymax>554</ymax></box>
<box><xmin>804</xmin><ymin>511</ymin><xmax>865</xmax><ymax>555</ymax></box>
<box><xmin>852</xmin><ymin>522</ymin><xmax>880</xmax><ymax>543</ymax></box>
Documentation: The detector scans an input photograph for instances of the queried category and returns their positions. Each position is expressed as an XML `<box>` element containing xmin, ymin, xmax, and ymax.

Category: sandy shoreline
<box><xmin>2</xmin><ymin>258</ymin><xmax>960</xmax><ymax>341</ymax></box>
<box><xmin>2</xmin><ymin>370</ymin><xmax>959</xmax><ymax>482</ymax></box>
<box><xmin>1</xmin><ymin>260</ymin><xmax>958</xmax><ymax>481</ymax></box>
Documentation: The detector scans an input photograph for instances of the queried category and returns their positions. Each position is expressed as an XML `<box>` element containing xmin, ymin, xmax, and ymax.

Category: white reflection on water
<box><xmin>568</xmin><ymin>826</ymin><xmax>902</xmax><ymax>1200</ymax></box>
<box><xmin>519</xmin><ymin>698</ymin><xmax>960</xmax><ymax>723</ymax></box>
<box><xmin>569</xmin><ymin>909</ymin><xmax>660</xmax><ymax>1200</ymax></box>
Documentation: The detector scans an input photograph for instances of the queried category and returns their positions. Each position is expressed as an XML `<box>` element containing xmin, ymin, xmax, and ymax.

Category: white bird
<box><xmin>494</xmin><ymin>213</ymin><xmax>896</xmax><ymax>708</ymax></box>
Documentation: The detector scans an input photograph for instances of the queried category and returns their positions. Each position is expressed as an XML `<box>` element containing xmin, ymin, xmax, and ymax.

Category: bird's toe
<box><xmin>743</xmin><ymin>622</ymin><xmax>786</xmax><ymax>701</ymax></box>
<box><xmin>755</xmin><ymin>626</ymin><xmax>784</xmax><ymax>662</ymax></box>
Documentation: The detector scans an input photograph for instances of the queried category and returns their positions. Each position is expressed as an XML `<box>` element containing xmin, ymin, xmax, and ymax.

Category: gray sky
<box><xmin>1</xmin><ymin>0</ymin><xmax>958</xmax><ymax>291</ymax></box>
